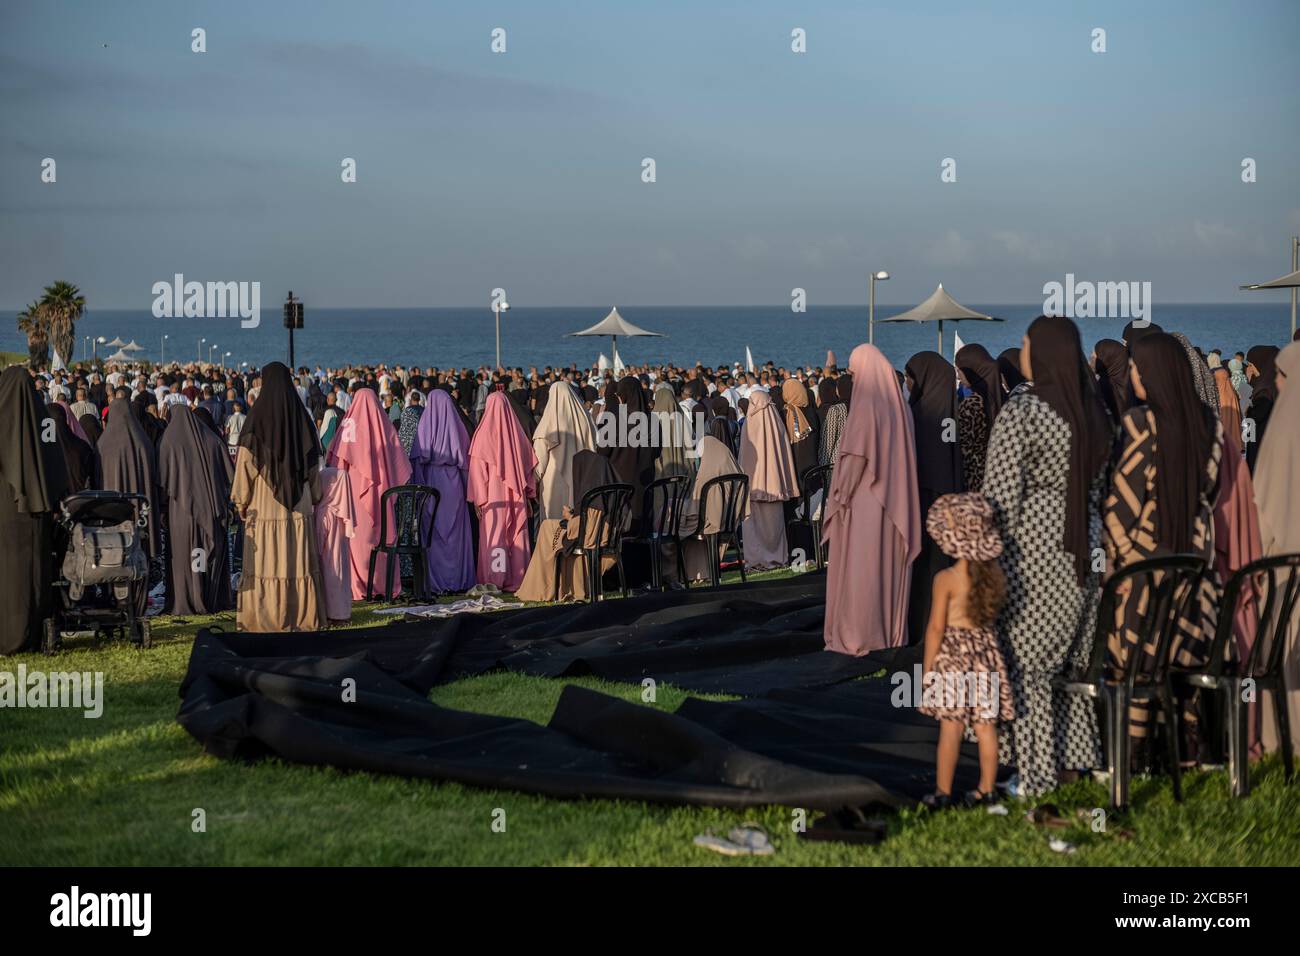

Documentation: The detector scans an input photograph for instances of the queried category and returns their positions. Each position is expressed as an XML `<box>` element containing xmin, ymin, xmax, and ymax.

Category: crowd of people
<box><xmin>1</xmin><ymin>316</ymin><xmax>1297</xmax><ymax>803</ymax></box>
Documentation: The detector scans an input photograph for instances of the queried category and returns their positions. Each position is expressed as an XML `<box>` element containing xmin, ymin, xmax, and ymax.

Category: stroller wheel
<box><xmin>42</xmin><ymin>619</ymin><xmax>59</xmax><ymax>656</ymax></box>
<box><xmin>135</xmin><ymin>620</ymin><xmax>153</xmax><ymax>649</ymax></box>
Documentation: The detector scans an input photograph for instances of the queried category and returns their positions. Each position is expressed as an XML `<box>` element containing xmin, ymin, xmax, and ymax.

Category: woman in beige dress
<box><xmin>515</xmin><ymin>450</ymin><xmax>620</xmax><ymax>603</ymax></box>
<box><xmin>231</xmin><ymin>362</ymin><xmax>327</xmax><ymax>632</ymax></box>
<box><xmin>679</xmin><ymin>435</ymin><xmax>747</xmax><ymax>582</ymax></box>
<box><xmin>532</xmin><ymin>380</ymin><xmax>596</xmax><ymax>521</ymax></box>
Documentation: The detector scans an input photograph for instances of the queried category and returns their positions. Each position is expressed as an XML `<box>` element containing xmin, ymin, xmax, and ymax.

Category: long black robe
<box><xmin>96</xmin><ymin>398</ymin><xmax>163</xmax><ymax>614</ymax></box>
<box><xmin>904</xmin><ymin>351</ymin><xmax>963</xmax><ymax>644</ymax></box>
<box><xmin>0</xmin><ymin>367</ymin><xmax>70</xmax><ymax>654</ymax></box>
<box><xmin>158</xmin><ymin>405</ymin><xmax>235</xmax><ymax>615</ymax></box>
<box><xmin>46</xmin><ymin>403</ymin><xmax>96</xmax><ymax>493</ymax></box>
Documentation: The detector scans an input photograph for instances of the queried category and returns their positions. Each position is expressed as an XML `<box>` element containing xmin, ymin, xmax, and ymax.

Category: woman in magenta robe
<box><xmin>467</xmin><ymin>390</ymin><xmax>537</xmax><ymax>591</ymax></box>
<box><xmin>325</xmin><ymin>387</ymin><xmax>412</xmax><ymax>599</ymax></box>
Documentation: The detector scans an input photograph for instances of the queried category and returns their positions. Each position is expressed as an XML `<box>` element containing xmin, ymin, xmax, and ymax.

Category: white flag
<box><xmin>613</xmin><ymin>342</ymin><xmax>625</xmax><ymax>374</ymax></box>
<box><xmin>745</xmin><ymin>346</ymin><xmax>755</xmax><ymax>374</ymax></box>
<box><xmin>51</xmin><ymin>347</ymin><xmax>66</xmax><ymax>371</ymax></box>
<box><xmin>598</xmin><ymin>352</ymin><xmax>610</xmax><ymax>373</ymax></box>
<box><xmin>953</xmin><ymin>331</ymin><xmax>966</xmax><ymax>357</ymax></box>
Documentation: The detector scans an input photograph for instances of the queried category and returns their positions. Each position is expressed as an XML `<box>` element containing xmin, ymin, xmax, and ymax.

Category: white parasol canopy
<box><xmin>878</xmin><ymin>283</ymin><xmax>1002</xmax><ymax>356</ymax></box>
<box><xmin>569</xmin><ymin>307</ymin><xmax>663</xmax><ymax>366</ymax></box>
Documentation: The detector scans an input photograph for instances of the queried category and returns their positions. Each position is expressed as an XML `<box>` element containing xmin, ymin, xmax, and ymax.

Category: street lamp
<box><xmin>869</xmin><ymin>270</ymin><xmax>890</xmax><ymax>345</ymax></box>
<box><xmin>224</xmin><ymin>351</ymin><xmax>231</xmax><ymax>369</ymax></box>
<box><xmin>209</xmin><ymin>343</ymin><xmax>217</xmax><ymax>365</ymax></box>
<box><xmin>93</xmin><ymin>336</ymin><xmax>106</xmax><ymax>360</ymax></box>
<box><xmin>494</xmin><ymin>299</ymin><xmax>511</xmax><ymax>370</ymax></box>
<box><xmin>199</xmin><ymin>337</ymin><xmax>206</xmax><ymax>363</ymax></box>
<box><xmin>161</xmin><ymin>333</ymin><xmax>168</xmax><ymax>365</ymax></box>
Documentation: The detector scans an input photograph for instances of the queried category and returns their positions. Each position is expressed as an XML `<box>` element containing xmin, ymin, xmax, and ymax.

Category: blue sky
<box><xmin>2</xmin><ymin>0</ymin><xmax>1298</xmax><ymax>309</ymax></box>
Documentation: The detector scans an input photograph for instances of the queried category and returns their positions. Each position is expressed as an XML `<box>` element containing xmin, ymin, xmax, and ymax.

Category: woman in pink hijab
<box><xmin>467</xmin><ymin>389</ymin><xmax>538</xmax><ymax>590</ymax></box>
<box><xmin>325</xmin><ymin>387</ymin><xmax>413</xmax><ymax>599</ymax></box>
<box><xmin>823</xmin><ymin>344</ymin><xmax>922</xmax><ymax>654</ymax></box>
<box><xmin>738</xmin><ymin>388</ymin><xmax>798</xmax><ymax>569</ymax></box>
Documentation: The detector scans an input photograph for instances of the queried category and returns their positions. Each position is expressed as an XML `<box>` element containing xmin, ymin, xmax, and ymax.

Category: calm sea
<box><xmin>4</xmin><ymin>303</ymin><xmax>1295</xmax><ymax>372</ymax></box>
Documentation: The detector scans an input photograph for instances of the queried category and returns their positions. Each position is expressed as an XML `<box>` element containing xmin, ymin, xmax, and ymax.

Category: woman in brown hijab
<box><xmin>1214</xmin><ymin>365</ymin><xmax>1243</xmax><ymax>452</ymax></box>
<box><xmin>679</xmin><ymin>435</ymin><xmax>747</xmax><ymax>583</ymax></box>
<box><xmin>738</xmin><ymin>389</ymin><xmax>798</xmax><ymax>569</ymax></box>
<box><xmin>781</xmin><ymin>378</ymin><xmax>818</xmax><ymax>487</ymax></box>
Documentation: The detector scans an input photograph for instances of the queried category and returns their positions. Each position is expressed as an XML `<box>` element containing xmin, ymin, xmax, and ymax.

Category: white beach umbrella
<box><xmin>569</xmin><ymin>307</ymin><xmax>663</xmax><ymax>364</ymax></box>
<box><xmin>877</xmin><ymin>283</ymin><xmax>1003</xmax><ymax>357</ymax></box>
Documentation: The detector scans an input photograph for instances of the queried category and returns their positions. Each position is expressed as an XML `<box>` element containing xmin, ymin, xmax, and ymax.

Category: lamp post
<box><xmin>199</xmin><ymin>337</ymin><xmax>206</xmax><ymax>363</ymax></box>
<box><xmin>283</xmin><ymin>292</ymin><xmax>304</xmax><ymax>368</ymax></box>
<box><xmin>161</xmin><ymin>333</ymin><xmax>168</xmax><ymax>365</ymax></box>
<box><xmin>224</xmin><ymin>351</ymin><xmax>231</xmax><ymax>370</ymax></box>
<box><xmin>93</xmin><ymin>336</ymin><xmax>105</xmax><ymax>360</ymax></box>
<box><xmin>208</xmin><ymin>343</ymin><xmax>217</xmax><ymax>365</ymax></box>
<box><xmin>868</xmin><ymin>270</ymin><xmax>890</xmax><ymax>345</ymax></box>
<box><xmin>494</xmin><ymin>299</ymin><xmax>511</xmax><ymax>370</ymax></box>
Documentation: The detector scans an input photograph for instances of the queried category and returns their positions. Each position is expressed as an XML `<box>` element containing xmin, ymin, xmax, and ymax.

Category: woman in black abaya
<box><xmin>96</xmin><ymin>397</ymin><xmax>163</xmax><ymax>613</ymax></box>
<box><xmin>159</xmin><ymin>405</ymin><xmax>235</xmax><ymax>615</ymax></box>
<box><xmin>904</xmin><ymin>350</ymin><xmax>963</xmax><ymax>644</ymax></box>
<box><xmin>47</xmin><ymin>402</ymin><xmax>96</xmax><ymax>493</ymax></box>
<box><xmin>0</xmin><ymin>367</ymin><xmax>70</xmax><ymax>655</ymax></box>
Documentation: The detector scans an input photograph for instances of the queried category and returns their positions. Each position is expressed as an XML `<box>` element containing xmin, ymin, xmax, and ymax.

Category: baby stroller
<box><xmin>43</xmin><ymin>490</ymin><xmax>153</xmax><ymax>654</ymax></box>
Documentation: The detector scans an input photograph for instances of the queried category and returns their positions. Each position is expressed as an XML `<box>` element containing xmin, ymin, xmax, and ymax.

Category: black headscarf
<box><xmin>1130</xmin><ymin>333</ymin><xmax>1217</xmax><ymax>553</ymax></box>
<box><xmin>954</xmin><ymin>343</ymin><xmax>1004</xmax><ymax>431</ymax></box>
<box><xmin>1093</xmin><ymin>338</ymin><xmax>1132</xmax><ymax>423</ymax></box>
<box><xmin>570</xmin><ymin>449</ymin><xmax>620</xmax><ymax>510</ymax></box>
<box><xmin>96</xmin><ymin>397</ymin><xmax>162</xmax><ymax>557</ymax></box>
<box><xmin>997</xmin><ymin>348</ymin><xmax>1026</xmax><ymax>392</ymax></box>
<box><xmin>838</xmin><ymin>373</ymin><xmax>854</xmax><ymax>409</ymax></box>
<box><xmin>1026</xmin><ymin>315</ymin><xmax>1111</xmax><ymax>583</ymax></box>
<box><xmin>78</xmin><ymin>413</ymin><xmax>103</xmax><ymax>448</ymax></box>
<box><xmin>0</xmin><ymin>367</ymin><xmax>69</xmax><ymax>513</ymax></box>
<box><xmin>1121</xmin><ymin>320</ymin><xmax>1163</xmax><ymax>346</ymax></box>
<box><xmin>1247</xmin><ymin>345</ymin><xmax>1280</xmax><ymax>405</ymax></box>
<box><xmin>904</xmin><ymin>351</ymin><xmax>962</xmax><ymax>497</ymax></box>
<box><xmin>132</xmin><ymin>393</ymin><xmax>165</xmax><ymax>446</ymax></box>
<box><xmin>46</xmin><ymin>403</ymin><xmax>95</xmax><ymax>493</ymax></box>
<box><xmin>818</xmin><ymin>378</ymin><xmax>840</xmax><ymax>407</ymax></box>
<box><xmin>238</xmin><ymin>361</ymin><xmax>322</xmax><ymax>510</ymax></box>
<box><xmin>600</xmin><ymin>377</ymin><xmax>656</xmax><ymax>508</ymax></box>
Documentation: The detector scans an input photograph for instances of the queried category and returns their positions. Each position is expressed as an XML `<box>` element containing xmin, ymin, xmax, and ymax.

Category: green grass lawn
<box><xmin>2</xmin><ymin>574</ymin><xmax>1298</xmax><ymax>866</ymax></box>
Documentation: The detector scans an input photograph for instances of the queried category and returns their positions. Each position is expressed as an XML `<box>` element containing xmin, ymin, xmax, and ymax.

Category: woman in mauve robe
<box><xmin>410</xmin><ymin>390</ymin><xmax>475</xmax><ymax>593</ymax></box>
<box><xmin>738</xmin><ymin>388</ymin><xmax>798</xmax><ymax>569</ymax></box>
<box><xmin>467</xmin><ymin>390</ymin><xmax>537</xmax><ymax>591</ymax></box>
<box><xmin>314</xmin><ymin>466</ymin><xmax>356</xmax><ymax>623</ymax></box>
<box><xmin>325</xmin><ymin>387</ymin><xmax>412</xmax><ymax>599</ymax></box>
<box><xmin>822</xmin><ymin>344</ymin><xmax>922</xmax><ymax>655</ymax></box>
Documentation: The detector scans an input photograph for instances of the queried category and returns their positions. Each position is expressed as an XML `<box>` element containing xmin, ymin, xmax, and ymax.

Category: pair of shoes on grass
<box><xmin>921</xmin><ymin>789</ymin><xmax>999</xmax><ymax>810</ymax></box>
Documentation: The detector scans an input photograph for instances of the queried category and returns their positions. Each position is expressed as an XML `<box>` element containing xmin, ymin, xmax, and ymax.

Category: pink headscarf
<box><xmin>468</xmin><ymin>391</ymin><xmax>537</xmax><ymax>508</ymax></box>
<box><xmin>824</xmin><ymin>344</ymin><xmax>922</xmax><ymax>562</ymax></box>
<box><xmin>55</xmin><ymin>401</ymin><xmax>90</xmax><ymax>443</ymax></box>
<box><xmin>739</xmin><ymin>389</ymin><xmax>798</xmax><ymax>501</ymax></box>
<box><xmin>326</xmin><ymin>387</ymin><xmax>412</xmax><ymax>491</ymax></box>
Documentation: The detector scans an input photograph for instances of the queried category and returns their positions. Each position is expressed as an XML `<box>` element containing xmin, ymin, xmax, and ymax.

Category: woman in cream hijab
<box><xmin>1256</xmin><ymin>340</ymin><xmax>1300</xmax><ymax>754</ymax></box>
<box><xmin>532</xmin><ymin>380</ymin><xmax>596</xmax><ymax>521</ymax></box>
<box><xmin>738</xmin><ymin>388</ymin><xmax>798</xmax><ymax>569</ymax></box>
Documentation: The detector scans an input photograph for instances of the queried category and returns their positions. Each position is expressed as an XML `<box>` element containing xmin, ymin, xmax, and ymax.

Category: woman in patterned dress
<box><xmin>1104</xmin><ymin>332</ymin><xmax>1222</xmax><ymax>750</ymax></box>
<box><xmin>982</xmin><ymin>316</ymin><xmax>1109</xmax><ymax>796</ymax></box>
<box><xmin>955</xmin><ymin>344</ymin><xmax>1004</xmax><ymax>491</ymax></box>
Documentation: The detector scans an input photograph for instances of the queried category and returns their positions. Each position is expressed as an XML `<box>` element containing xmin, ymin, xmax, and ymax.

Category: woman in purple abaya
<box><xmin>410</xmin><ymin>389</ymin><xmax>476</xmax><ymax>593</ymax></box>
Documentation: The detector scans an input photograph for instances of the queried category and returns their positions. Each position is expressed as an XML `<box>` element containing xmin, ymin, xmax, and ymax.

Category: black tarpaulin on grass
<box><xmin>177</xmin><ymin>576</ymin><xmax>977</xmax><ymax>808</ymax></box>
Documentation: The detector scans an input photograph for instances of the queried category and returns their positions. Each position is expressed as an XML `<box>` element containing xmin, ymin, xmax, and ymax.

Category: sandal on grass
<box><xmin>798</xmin><ymin>806</ymin><xmax>889</xmax><ymax>845</ymax></box>
<box><xmin>693</xmin><ymin>825</ymin><xmax>775</xmax><ymax>857</ymax></box>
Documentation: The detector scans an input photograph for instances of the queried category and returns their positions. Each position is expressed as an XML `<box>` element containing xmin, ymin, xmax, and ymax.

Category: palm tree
<box><xmin>16</xmin><ymin>301</ymin><xmax>49</xmax><ymax>369</ymax></box>
<box><xmin>39</xmin><ymin>280</ymin><xmax>85</xmax><ymax>366</ymax></box>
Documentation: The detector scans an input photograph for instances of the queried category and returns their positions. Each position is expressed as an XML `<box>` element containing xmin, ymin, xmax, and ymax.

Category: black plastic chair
<box><xmin>1054</xmin><ymin>554</ymin><xmax>1206</xmax><ymax>809</ymax></box>
<box><xmin>628</xmin><ymin>475</ymin><xmax>690</xmax><ymax>591</ymax></box>
<box><xmin>366</xmin><ymin>484</ymin><xmax>440</xmax><ymax>602</ymax></box>
<box><xmin>682</xmin><ymin>473</ymin><xmax>749</xmax><ymax>589</ymax></box>
<box><xmin>791</xmin><ymin>463</ymin><xmax>833</xmax><ymax>569</ymax></box>
<box><xmin>1178</xmin><ymin>552</ymin><xmax>1299</xmax><ymax>797</ymax></box>
<box><xmin>562</xmin><ymin>482</ymin><xmax>634</xmax><ymax>603</ymax></box>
